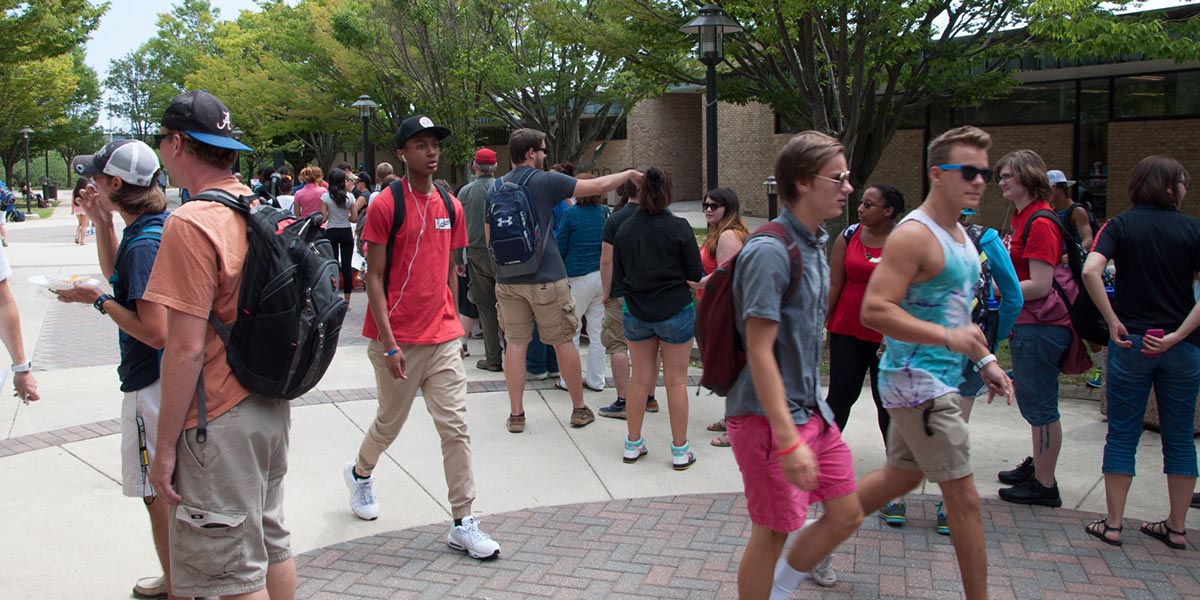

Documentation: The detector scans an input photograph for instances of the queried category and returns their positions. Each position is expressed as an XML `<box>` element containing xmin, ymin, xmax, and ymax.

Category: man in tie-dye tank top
<box><xmin>856</xmin><ymin>126</ymin><xmax>1014</xmax><ymax>600</ymax></box>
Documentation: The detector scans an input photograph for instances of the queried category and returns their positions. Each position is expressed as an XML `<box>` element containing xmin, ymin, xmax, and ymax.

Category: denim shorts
<box><xmin>1103</xmin><ymin>337</ymin><xmax>1200</xmax><ymax>477</ymax></box>
<box><xmin>622</xmin><ymin>304</ymin><xmax>694</xmax><ymax>345</ymax></box>
<box><xmin>1010</xmin><ymin>324</ymin><xmax>1071</xmax><ymax>426</ymax></box>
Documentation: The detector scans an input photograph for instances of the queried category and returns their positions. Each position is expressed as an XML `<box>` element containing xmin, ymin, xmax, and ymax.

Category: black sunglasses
<box><xmin>153</xmin><ymin>133</ymin><xmax>173</xmax><ymax>146</ymax></box>
<box><xmin>937</xmin><ymin>164</ymin><xmax>994</xmax><ymax>183</ymax></box>
<box><xmin>702</xmin><ymin>202</ymin><xmax>722</xmax><ymax>211</ymax></box>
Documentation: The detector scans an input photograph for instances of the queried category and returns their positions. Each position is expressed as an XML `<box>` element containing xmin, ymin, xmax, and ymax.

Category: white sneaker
<box><xmin>448</xmin><ymin>515</ymin><xmax>501</xmax><ymax>560</ymax></box>
<box><xmin>810</xmin><ymin>554</ymin><xmax>836</xmax><ymax>587</ymax></box>
<box><xmin>343</xmin><ymin>462</ymin><xmax>379</xmax><ymax>520</ymax></box>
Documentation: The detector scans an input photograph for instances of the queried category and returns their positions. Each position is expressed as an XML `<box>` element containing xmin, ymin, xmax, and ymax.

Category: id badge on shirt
<box><xmin>435</xmin><ymin>218</ymin><xmax>451</xmax><ymax>231</ymax></box>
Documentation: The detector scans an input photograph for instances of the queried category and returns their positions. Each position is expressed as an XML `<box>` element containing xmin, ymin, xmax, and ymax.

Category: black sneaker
<box><xmin>997</xmin><ymin>456</ymin><xmax>1034</xmax><ymax>485</ymax></box>
<box><xmin>998</xmin><ymin>478</ymin><xmax>1062</xmax><ymax>507</ymax></box>
<box><xmin>1191</xmin><ymin>492</ymin><xmax>1200</xmax><ymax>509</ymax></box>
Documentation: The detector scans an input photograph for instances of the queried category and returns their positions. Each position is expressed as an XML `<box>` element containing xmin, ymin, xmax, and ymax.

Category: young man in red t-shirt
<box><xmin>343</xmin><ymin>115</ymin><xmax>501</xmax><ymax>560</ymax></box>
<box><xmin>997</xmin><ymin>149</ymin><xmax>1071</xmax><ymax>508</ymax></box>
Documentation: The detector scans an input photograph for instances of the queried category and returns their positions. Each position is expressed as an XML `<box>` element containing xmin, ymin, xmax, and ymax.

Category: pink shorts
<box><xmin>727</xmin><ymin>414</ymin><xmax>857</xmax><ymax>533</ymax></box>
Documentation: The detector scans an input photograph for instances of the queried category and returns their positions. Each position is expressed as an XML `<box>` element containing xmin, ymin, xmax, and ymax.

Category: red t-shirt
<box><xmin>1009</xmin><ymin>199</ymin><xmax>1068</xmax><ymax>325</ymax></box>
<box><xmin>828</xmin><ymin>227</ymin><xmax>884</xmax><ymax>343</ymax></box>
<box><xmin>360</xmin><ymin>180</ymin><xmax>467</xmax><ymax>345</ymax></box>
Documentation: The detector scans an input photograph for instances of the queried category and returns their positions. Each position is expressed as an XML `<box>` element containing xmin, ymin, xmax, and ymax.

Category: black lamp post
<box><xmin>681</xmin><ymin>4</ymin><xmax>742</xmax><ymax>192</ymax></box>
<box><xmin>18</xmin><ymin>126</ymin><xmax>32</xmax><ymax>212</ymax></box>
<box><xmin>351</xmin><ymin>95</ymin><xmax>379</xmax><ymax>174</ymax></box>
<box><xmin>231</xmin><ymin>128</ymin><xmax>244</xmax><ymax>178</ymax></box>
<box><xmin>763</xmin><ymin>175</ymin><xmax>778</xmax><ymax>220</ymax></box>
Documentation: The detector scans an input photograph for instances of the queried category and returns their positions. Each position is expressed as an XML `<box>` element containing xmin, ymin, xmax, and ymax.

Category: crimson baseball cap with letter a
<box><xmin>161</xmin><ymin>89</ymin><xmax>253</xmax><ymax>152</ymax></box>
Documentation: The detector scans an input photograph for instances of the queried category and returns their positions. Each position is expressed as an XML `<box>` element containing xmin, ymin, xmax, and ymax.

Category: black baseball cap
<box><xmin>161</xmin><ymin>90</ymin><xmax>253</xmax><ymax>152</ymax></box>
<box><xmin>394</xmin><ymin>115</ymin><xmax>450</xmax><ymax>149</ymax></box>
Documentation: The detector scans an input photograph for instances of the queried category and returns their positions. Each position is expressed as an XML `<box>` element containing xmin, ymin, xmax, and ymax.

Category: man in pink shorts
<box><xmin>725</xmin><ymin>131</ymin><xmax>864</xmax><ymax>599</ymax></box>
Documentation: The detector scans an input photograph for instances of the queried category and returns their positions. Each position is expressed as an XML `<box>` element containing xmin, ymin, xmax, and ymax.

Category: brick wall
<box><xmin>1107</xmin><ymin>118</ymin><xmax>1200</xmax><ymax>219</ymax></box>
<box><xmin>624</xmin><ymin>94</ymin><xmax>703</xmax><ymax>201</ymax></box>
<box><xmin>868</xmin><ymin>129</ymin><xmax>926</xmax><ymax>213</ymax></box>
<box><xmin>706</xmin><ymin>100</ymin><xmax>793</xmax><ymax>216</ymax></box>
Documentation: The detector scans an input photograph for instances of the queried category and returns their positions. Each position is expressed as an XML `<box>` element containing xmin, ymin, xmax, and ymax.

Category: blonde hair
<box><xmin>927</xmin><ymin>126</ymin><xmax>992</xmax><ymax>169</ymax></box>
<box><xmin>775</xmin><ymin>131</ymin><xmax>844</xmax><ymax>205</ymax></box>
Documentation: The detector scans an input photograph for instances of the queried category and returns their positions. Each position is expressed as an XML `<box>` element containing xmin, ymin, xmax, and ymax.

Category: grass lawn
<box><xmin>33</xmin><ymin>199</ymin><xmax>60</xmax><ymax>220</ymax></box>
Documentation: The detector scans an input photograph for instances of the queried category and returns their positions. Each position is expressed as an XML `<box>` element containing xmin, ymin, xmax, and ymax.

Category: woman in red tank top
<box><xmin>695</xmin><ymin>188</ymin><xmax>748</xmax><ymax>447</ymax></box>
<box><xmin>826</xmin><ymin>183</ymin><xmax>904</xmax><ymax>441</ymax></box>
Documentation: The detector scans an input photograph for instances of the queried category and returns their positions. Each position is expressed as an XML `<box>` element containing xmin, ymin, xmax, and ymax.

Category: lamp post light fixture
<box><xmin>19</xmin><ymin>126</ymin><xmax>32</xmax><ymax>212</ymax></box>
<box><xmin>762</xmin><ymin>175</ymin><xmax>778</xmax><ymax>220</ymax></box>
<box><xmin>351</xmin><ymin>95</ymin><xmax>379</xmax><ymax>174</ymax></box>
<box><xmin>681</xmin><ymin>4</ymin><xmax>742</xmax><ymax>192</ymax></box>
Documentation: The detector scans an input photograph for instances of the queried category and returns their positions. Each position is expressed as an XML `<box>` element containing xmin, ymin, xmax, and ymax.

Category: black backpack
<box><xmin>379</xmin><ymin>178</ymin><xmax>456</xmax><ymax>295</ymax></box>
<box><xmin>1021</xmin><ymin>209</ymin><xmax>1109</xmax><ymax>346</ymax></box>
<box><xmin>192</xmin><ymin>190</ymin><xmax>348</xmax><ymax>440</ymax></box>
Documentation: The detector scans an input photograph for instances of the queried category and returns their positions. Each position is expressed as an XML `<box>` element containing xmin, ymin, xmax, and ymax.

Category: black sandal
<box><xmin>1140</xmin><ymin>520</ymin><xmax>1187</xmax><ymax>550</ymax></box>
<box><xmin>1085</xmin><ymin>518</ymin><xmax>1122</xmax><ymax>547</ymax></box>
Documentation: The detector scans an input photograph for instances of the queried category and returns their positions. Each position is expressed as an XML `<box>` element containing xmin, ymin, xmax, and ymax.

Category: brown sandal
<box><xmin>1084</xmin><ymin>518</ymin><xmax>1122</xmax><ymax>546</ymax></box>
<box><xmin>710</xmin><ymin>434</ymin><xmax>730</xmax><ymax>447</ymax></box>
<box><xmin>707</xmin><ymin>418</ymin><xmax>727</xmax><ymax>432</ymax></box>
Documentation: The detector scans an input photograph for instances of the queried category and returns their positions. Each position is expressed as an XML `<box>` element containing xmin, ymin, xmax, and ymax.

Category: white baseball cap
<box><xmin>72</xmin><ymin>139</ymin><xmax>161</xmax><ymax>188</ymax></box>
<box><xmin>1046</xmin><ymin>170</ymin><xmax>1075</xmax><ymax>187</ymax></box>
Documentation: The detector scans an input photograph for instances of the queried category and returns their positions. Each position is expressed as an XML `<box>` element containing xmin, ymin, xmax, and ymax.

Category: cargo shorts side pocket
<box><xmin>173</xmin><ymin>504</ymin><xmax>247</xmax><ymax>578</ymax></box>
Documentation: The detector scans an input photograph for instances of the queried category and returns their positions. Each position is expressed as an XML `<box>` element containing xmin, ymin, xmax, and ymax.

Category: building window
<box><xmin>1114</xmin><ymin>70</ymin><xmax>1200</xmax><ymax>119</ymax></box>
<box><xmin>953</xmin><ymin>81</ymin><xmax>1076</xmax><ymax>125</ymax></box>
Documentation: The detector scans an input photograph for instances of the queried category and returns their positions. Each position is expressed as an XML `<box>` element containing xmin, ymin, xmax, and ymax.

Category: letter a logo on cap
<box><xmin>419</xmin><ymin>117</ymin><xmax>435</xmax><ymax>128</ymax></box>
<box><xmin>216</xmin><ymin>111</ymin><xmax>232</xmax><ymax>132</ymax></box>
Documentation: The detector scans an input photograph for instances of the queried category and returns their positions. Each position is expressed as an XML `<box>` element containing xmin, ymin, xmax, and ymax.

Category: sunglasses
<box><xmin>937</xmin><ymin>164</ymin><xmax>994</xmax><ymax>183</ymax></box>
<box><xmin>814</xmin><ymin>171</ymin><xmax>851</xmax><ymax>186</ymax></box>
<box><xmin>702</xmin><ymin>202</ymin><xmax>722</xmax><ymax>212</ymax></box>
<box><xmin>153</xmin><ymin>133</ymin><xmax>172</xmax><ymax>146</ymax></box>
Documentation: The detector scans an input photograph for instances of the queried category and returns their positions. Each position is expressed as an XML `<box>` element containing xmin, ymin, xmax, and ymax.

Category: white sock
<box><xmin>770</xmin><ymin>555</ymin><xmax>808</xmax><ymax>599</ymax></box>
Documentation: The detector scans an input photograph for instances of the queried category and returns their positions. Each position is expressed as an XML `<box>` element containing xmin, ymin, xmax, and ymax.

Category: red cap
<box><xmin>473</xmin><ymin>148</ymin><xmax>497</xmax><ymax>165</ymax></box>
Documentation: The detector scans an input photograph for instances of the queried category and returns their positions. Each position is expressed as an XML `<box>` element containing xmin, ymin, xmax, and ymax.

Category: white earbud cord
<box><xmin>388</xmin><ymin>176</ymin><xmax>431</xmax><ymax>315</ymax></box>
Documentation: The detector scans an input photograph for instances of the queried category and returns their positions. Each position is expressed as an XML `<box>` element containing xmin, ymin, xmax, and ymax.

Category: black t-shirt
<box><xmin>601</xmin><ymin>202</ymin><xmax>637</xmax><ymax>298</ymax></box>
<box><xmin>612</xmin><ymin>209</ymin><xmax>703</xmax><ymax>322</ymax></box>
<box><xmin>1091</xmin><ymin>204</ymin><xmax>1200</xmax><ymax>347</ymax></box>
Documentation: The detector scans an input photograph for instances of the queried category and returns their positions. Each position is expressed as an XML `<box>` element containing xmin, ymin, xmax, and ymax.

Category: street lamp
<box><xmin>762</xmin><ymin>175</ymin><xmax>778</xmax><ymax>220</ymax></box>
<box><xmin>351</xmin><ymin>95</ymin><xmax>379</xmax><ymax>174</ymax></box>
<box><xmin>231</xmin><ymin>128</ymin><xmax>244</xmax><ymax>178</ymax></box>
<box><xmin>18</xmin><ymin>126</ymin><xmax>32</xmax><ymax>212</ymax></box>
<box><xmin>681</xmin><ymin>4</ymin><xmax>742</xmax><ymax>191</ymax></box>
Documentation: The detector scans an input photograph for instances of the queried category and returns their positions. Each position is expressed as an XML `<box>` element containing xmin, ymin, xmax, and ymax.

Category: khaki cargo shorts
<box><xmin>170</xmin><ymin>395</ymin><xmax>292</xmax><ymax>598</ymax></box>
<box><xmin>601</xmin><ymin>297</ymin><xmax>628</xmax><ymax>354</ymax></box>
<box><xmin>496</xmin><ymin>279</ymin><xmax>578</xmax><ymax>346</ymax></box>
<box><xmin>885</xmin><ymin>393</ymin><xmax>972</xmax><ymax>483</ymax></box>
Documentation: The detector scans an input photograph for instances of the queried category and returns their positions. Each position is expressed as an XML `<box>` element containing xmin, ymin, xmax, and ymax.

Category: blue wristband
<box><xmin>384</xmin><ymin>348</ymin><xmax>400</xmax><ymax>357</ymax></box>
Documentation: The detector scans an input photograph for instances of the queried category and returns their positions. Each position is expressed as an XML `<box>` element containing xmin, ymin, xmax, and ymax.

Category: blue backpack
<box><xmin>486</xmin><ymin>168</ymin><xmax>543</xmax><ymax>278</ymax></box>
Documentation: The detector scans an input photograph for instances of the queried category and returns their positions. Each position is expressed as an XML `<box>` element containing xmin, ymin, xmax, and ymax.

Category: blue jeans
<box><xmin>1103</xmin><ymin>337</ymin><xmax>1200</xmax><ymax>477</ymax></box>
<box><xmin>1010</xmin><ymin>324</ymin><xmax>1071</xmax><ymax>426</ymax></box>
<box><xmin>525</xmin><ymin>324</ymin><xmax>559</xmax><ymax>375</ymax></box>
<box><xmin>622</xmin><ymin>305</ymin><xmax>694</xmax><ymax>345</ymax></box>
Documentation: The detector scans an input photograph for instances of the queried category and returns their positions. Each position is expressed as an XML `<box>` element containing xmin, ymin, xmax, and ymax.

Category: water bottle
<box><xmin>983</xmin><ymin>297</ymin><xmax>1000</xmax><ymax>351</ymax></box>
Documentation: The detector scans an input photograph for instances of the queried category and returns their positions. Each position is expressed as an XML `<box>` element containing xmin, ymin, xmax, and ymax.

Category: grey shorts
<box><xmin>170</xmin><ymin>395</ymin><xmax>292</xmax><ymax>598</ymax></box>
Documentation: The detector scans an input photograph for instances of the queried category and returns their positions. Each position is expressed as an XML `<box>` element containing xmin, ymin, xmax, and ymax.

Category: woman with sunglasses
<box><xmin>1081</xmin><ymin>156</ymin><xmax>1197</xmax><ymax>550</ymax></box>
<box><xmin>996</xmin><ymin>149</ymin><xmax>1071</xmax><ymax>509</ymax></box>
<box><xmin>696</xmin><ymin>188</ymin><xmax>749</xmax><ymax>446</ymax></box>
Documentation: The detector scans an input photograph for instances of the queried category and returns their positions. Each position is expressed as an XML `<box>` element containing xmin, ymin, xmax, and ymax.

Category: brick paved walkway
<box><xmin>294</xmin><ymin>493</ymin><xmax>1198</xmax><ymax>600</ymax></box>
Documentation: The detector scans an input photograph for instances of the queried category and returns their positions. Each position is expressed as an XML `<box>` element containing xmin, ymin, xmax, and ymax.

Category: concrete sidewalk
<box><xmin>0</xmin><ymin>197</ymin><xmax>1195</xmax><ymax>599</ymax></box>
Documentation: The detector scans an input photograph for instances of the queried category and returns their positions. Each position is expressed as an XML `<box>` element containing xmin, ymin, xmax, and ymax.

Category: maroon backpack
<box><xmin>695</xmin><ymin>222</ymin><xmax>802</xmax><ymax>396</ymax></box>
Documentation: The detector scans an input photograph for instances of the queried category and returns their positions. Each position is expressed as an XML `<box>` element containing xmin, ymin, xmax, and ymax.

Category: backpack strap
<box><xmin>841</xmin><ymin>223</ymin><xmax>859</xmax><ymax>243</ymax></box>
<box><xmin>108</xmin><ymin>225</ymin><xmax>164</xmax><ymax>286</ymax></box>
<box><xmin>749</xmin><ymin>222</ymin><xmax>804</xmax><ymax>302</ymax></box>
<box><xmin>191</xmin><ymin>189</ymin><xmax>251</xmax><ymax>215</ymax></box>
<box><xmin>382</xmin><ymin>179</ymin><xmax>410</xmax><ymax>296</ymax></box>
<box><xmin>433</xmin><ymin>181</ymin><xmax>456</xmax><ymax>226</ymax></box>
<box><xmin>1019</xmin><ymin>209</ymin><xmax>1065</xmax><ymax>249</ymax></box>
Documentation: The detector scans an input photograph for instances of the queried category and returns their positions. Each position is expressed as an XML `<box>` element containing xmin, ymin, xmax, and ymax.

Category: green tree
<box><xmin>486</xmin><ymin>0</ymin><xmax>657</xmax><ymax>169</ymax></box>
<box><xmin>51</xmin><ymin>51</ymin><xmax>106</xmax><ymax>180</ymax></box>
<box><xmin>586</xmin><ymin>0</ymin><xmax>1200</xmax><ymax>205</ymax></box>
<box><xmin>104</xmin><ymin>47</ymin><xmax>169</xmax><ymax>139</ymax></box>
<box><xmin>0</xmin><ymin>54</ymin><xmax>79</xmax><ymax>184</ymax></box>
<box><xmin>0</xmin><ymin>0</ymin><xmax>106</xmax><ymax>67</ymax></box>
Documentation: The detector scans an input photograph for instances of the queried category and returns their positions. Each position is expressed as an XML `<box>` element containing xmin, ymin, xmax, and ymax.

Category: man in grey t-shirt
<box><xmin>487</xmin><ymin>128</ymin><xmax>641</xmax><ymax>433</ymax></box>
<box><xmin>458</xmin><ymin>148</ymin><xmax>502</xmax><ymax>371</ymax></box>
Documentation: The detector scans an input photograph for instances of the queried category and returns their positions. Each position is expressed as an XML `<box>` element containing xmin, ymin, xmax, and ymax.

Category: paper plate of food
<box><xmin>28</xmin><ymin>274</ymin><xmax>102</xmax><ymax>291</ymax></box>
